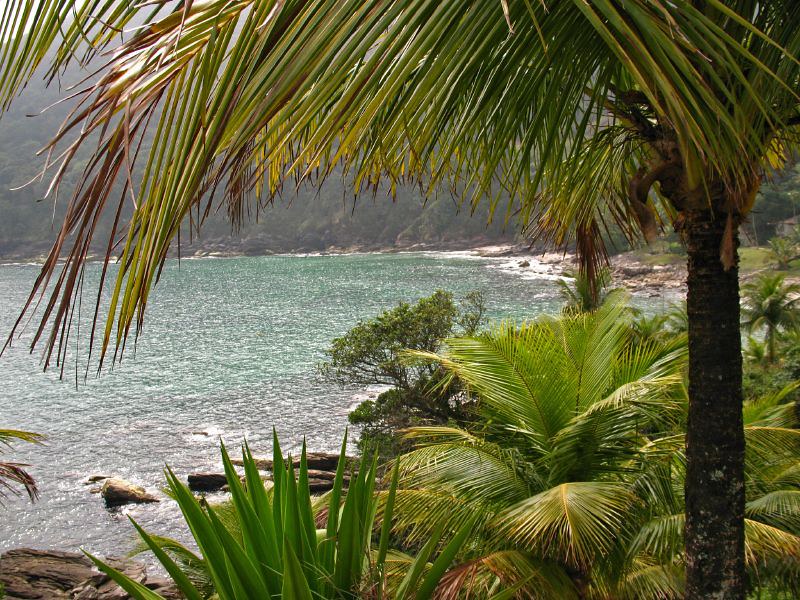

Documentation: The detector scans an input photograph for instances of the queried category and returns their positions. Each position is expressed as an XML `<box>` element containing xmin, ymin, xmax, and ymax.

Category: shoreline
<box><xmin>0</xmin><ymin>241</ymin><xmax>690</xmax><ymax>295</ymax></box>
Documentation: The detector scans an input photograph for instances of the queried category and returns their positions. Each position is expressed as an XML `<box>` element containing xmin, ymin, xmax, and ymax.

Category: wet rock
<box><xmin>0</xmin><ymin>549</ymin><xmax>180</xmax><ymax>599</ymax></box>
<box><xmin>187</xmin><ymin>472</ymin><xmax>228</xmax><ymax>492</ymax></box>
<box><xmin>232</xmin><ymin>451</ymin><xmax>350</xmax><ymax>472</ymax></box>
<box><xmin>84</xmin><ymin>476</ymin><xmax>111</xmax><ymax>485</ymax></box>
<box><xmin>518</xmin><ymin>260</ymin><xmax>530</xmax><ymax>268</ymax></box>
<box><xmin>100</xmin><ymin>479</ymin><xmax>158</xmax><ymax>507</ymax></box>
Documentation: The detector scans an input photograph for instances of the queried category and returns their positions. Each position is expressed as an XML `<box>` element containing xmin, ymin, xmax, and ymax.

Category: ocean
<box><xmin>0</xmin><ymin>252</ymin><xmax>674</xmax><ymax>556</ymax></box>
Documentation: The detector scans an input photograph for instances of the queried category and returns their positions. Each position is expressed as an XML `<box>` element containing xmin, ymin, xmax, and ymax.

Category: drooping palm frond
<box><xmin>493</xmin><ymin>481</ymin><xmax>637</xmax><ymax>570</ymax></box>
<box><xmin>0</xmin><ymin>1</ymin><xmax>798</xmax><ymax>368</ymax></box>
<box><xmin>0</xmin><ymin>428</ymin><xmax>44</xmax><ymax>503</ymax></box>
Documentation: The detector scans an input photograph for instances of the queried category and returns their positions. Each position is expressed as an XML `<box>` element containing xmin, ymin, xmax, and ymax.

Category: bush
<box><xmin>319</xmin><ymin>291</ymin><xmax>485</xmax><ymax>455</ymax></box>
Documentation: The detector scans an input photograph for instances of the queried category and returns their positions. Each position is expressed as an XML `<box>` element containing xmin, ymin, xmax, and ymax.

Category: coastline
<box><xmin>0</xmin><ymin>240</ymin><xmax>689</xmax><ymax>295</ymax></box>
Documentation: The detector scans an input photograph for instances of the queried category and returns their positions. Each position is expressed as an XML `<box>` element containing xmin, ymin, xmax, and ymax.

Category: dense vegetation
<box><xmin>91</xmin><ymin>287</ymin><xmax>800</xmax><ymax>598</ymax></box>
<box><xmin>0</xmin><ymin>72</ymin><xmax>514</xmax><ymax>260</ymax></box>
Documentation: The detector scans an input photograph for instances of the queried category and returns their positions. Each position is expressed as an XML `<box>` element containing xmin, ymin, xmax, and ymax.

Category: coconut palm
<box><xmin>767</xmin><ymin>238</ymin><xmax>800</xmax><ymax>271</ymax></box>
<box><xmin>1</xmin><ymin>3</ymin><xmax>799</xmax><ymax>596</ymax></box>
<box><xmin>393</xmin><ymin>298</ymin><xmax>800</xmax><ymax>598</ymax></box>
<box><xmin>557</xmin><ymin>268</ymin><xmax>616</xmax><ymax>314</ymax></box>
<box><xmin>0</xmin><ymin>429</ymin><xmax>43</xmax><ymax>504</ymax></box>
<box><xmin>742</xmin><ymin>274</ymin><xmax>800</xmax><ymax>364</ymax></box>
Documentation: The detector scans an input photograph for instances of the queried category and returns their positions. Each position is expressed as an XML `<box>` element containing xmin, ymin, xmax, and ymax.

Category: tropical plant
<box><xmin>556</xmin><ymin>268</ymin><xmax>615</xmax><ymax>314</ymax></box>
<box><xmin>2</xmin><ymin>3</ymin><xmax>800</xmax><ymax>597</ymax></box>
<box><xmin>742</xmin><ymin>274</ymin><xmax>800</xmax><ymax>364</ymax></box>
<box><xmin>0</xmin><ymin>429</ymin><xmax>43</xmax><ymax>504</ymax></box>
<box><xmin>392</xmin><ymin>298</ymin><xmax>800</xmax><ymax>598</ymax></box>
<box><xmin>87</xmin><ymin>432</ymin><xmax>470</xmax><ymax>599</ymax></box>
<box><xmin>767</xmin><ymin>238</ymin><xmax>800</xmax><ymax>271</ymax></box>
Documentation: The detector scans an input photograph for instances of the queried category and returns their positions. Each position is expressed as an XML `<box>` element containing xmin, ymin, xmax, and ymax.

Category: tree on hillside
<box><xmin>1</xmin><ymin>3</ymin><xmax>799</xmax><ymax>597</ymax></box>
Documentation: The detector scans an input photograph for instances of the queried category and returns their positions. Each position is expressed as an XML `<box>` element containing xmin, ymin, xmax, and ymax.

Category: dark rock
<box><xmin>187</xmin><ymin>472</ymin><xmax>228</xmax><ymax>492</ymax></box>
<box><xmin>518</xmin><ymin>260</ymin><xmax>530</xmax><ymax>268</ymax></box>
<box><xmin>232</xmin><ymin>451</ymin><xmax>350</xmax><ymax>472</ymax></box>
<box><xmin>0</xmin><ymin>549</ymin><xmax>181</xmax><ymax>599</ymax></box>
<box><xmin>307</xmin><ymin>478</ymin><xmax>334</xmax><ymax>494</ymax></box>
<box><xmin>100</xmin><ymin>479</ymin><xmax>158</xmax><ymax>507</ymax></box>
<box><xmin>85</xmin><ymin>476</ymin><xmax>111</xmax><ymax>485</ymax></box>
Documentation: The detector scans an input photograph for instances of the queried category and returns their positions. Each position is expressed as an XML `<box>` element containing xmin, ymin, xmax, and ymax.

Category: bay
<box><xmin>0</xmin><ymin>252</ymin><xmax>674</xmax><ymax>556</ymax></box>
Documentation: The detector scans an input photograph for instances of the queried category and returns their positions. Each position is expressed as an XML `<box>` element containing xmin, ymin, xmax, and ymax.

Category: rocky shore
<box><xmin>2</xmin><ymin>449</ymin><xmax>355</xmax><ymax>598</ymax></box>
<box><xmin>0</xmin><ymin>548</ymin><xmax>179</xmax><ymax>599</ymax></box>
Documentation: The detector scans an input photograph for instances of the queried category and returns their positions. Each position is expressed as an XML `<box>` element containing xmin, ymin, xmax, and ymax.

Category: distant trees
<box><xmin>742</xmin><ymin>274</ymin><xmax>800</xmax><ymax>364</ymax></box>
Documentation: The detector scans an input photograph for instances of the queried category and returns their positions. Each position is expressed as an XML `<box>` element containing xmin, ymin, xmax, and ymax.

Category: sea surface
<box><xmin>0</xmin><ymin>252</ymin><xmax>678</xmax><ymax>556</ymax></box>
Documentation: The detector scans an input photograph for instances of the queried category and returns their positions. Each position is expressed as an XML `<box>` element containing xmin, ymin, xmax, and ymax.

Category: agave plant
<box><xmin>85</xmin><ymin>431</ymin><xmax>471</xmax><ymax>599</ymax></box>
<box><xmin>0</xmin><ymin>429</ymin><xmax>44</xmax><ymax>504</ymax></box>
<box><xmin>390</xmin><ymin>297</ymin><xmax>800</xmax><ymax>598</ymax></box>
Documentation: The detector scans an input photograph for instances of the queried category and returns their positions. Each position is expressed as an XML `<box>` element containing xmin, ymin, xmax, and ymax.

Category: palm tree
<box><xmin>1</xmin><ymin>3</ymin><xmax>799</xmax><ymax>597</ymax></box>
<box><xmin>393</xmin><ymin>299</ymin><xmax>800</xmax><ymax>598</ymax></box>
<box><xmin>742</xmin><ymin>274</ymin><xmax>800</xmax><ymax>364</ymax></box>
<box><xmin>557</xmin><ymin>268</ymin><xmax>615</xmax><ymax>314</ymax></box>
<box><xmin>0</xmin><ymin>429</ymin><xmax>43</xmax><ymax>504</ymax></box>
<box><xmin>767</xmin><ymin>238</ymin><xmax>800</xmax><ymax>271</ymax></box>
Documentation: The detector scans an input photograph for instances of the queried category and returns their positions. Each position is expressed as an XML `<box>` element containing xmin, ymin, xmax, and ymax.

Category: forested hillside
<box><xmin>1</xmin><ymin>64</ymin><xmax>797</xmax><ymax>260</ymax></box>
<box><xmin>0</xmin><ymin>67</ymin><xmax>517</xmax><ymax>260</ymax></box>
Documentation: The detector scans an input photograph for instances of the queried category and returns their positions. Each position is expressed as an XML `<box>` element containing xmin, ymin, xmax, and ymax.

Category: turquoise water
<box><xmin>0</xmin><ymin>252</ymin><xmax>582</xmax><ymax>556</ymax></box>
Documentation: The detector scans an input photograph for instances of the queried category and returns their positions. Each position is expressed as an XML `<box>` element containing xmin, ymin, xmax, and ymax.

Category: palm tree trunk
<box><xmin>767</xmin><ymin>326</ymin><xmax>776</xmax><ymax>365</ymax></box>
<box><xmin>683</xmin><ymin>209</ymin><xmax>746</xmax><ymax>599</ymax></box>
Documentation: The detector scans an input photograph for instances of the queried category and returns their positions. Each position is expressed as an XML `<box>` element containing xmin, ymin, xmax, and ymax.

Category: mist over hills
<box><xmin>0</xmin><ymin>65</ymin><xmax>518</xmax><ymax>261</ymax></box>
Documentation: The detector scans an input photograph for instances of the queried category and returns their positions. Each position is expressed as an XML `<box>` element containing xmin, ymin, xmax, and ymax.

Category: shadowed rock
<box><xmin>0</xmin><ymin>548</ymin><xmax>179</xmax><ymax>599</ymax></box>
<box><xmin>188</xmin><ymin>472</ymin><xmax>228</xmax><ymax>492</ymax></box>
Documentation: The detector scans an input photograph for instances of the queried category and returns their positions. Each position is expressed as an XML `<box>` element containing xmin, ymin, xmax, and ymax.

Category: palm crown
<box><xmin>0</xmin><ymin>1</ymin><xmax>796</xmax><ymax>363</ymax></box>
<box><xmin>391</xmin><ymin>298</ymin><xmax>799</xmax><ymax>598</ymax></box>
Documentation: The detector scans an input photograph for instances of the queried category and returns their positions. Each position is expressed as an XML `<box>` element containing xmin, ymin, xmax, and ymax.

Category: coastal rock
<box><xmin>232</xmin><ymin>451</ymin><xmax>350</xmax><ymax>472</ymax></box>
<box><xmin>307</xmin><ymin>478</ymin><xmax>335</xmax><ymax>494</ymax></box>
<box><xmin>0</xmin><ymin>548</ymin><xmax>180</xmax><ymax>600</ymax></box>
<box><xmin>100</xmin><ymin>479</ymin><xmax>158</xmax><ymax>507</ymax></box>
<box><xmin>85</xmin><ymin>476</ymin><xmax>111</xmax><ymax>485</ymax></box>
<box><xmin>187</xmin><ymin>472</ymin><xmax>228</xmax><ymax>492</ymax></box>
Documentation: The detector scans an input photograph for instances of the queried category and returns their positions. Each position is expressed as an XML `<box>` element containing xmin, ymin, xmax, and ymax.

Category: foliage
<box><xmin>767</xmin><ymin>238</ymin><xmax>800</xmax><ymax>271</ymax></box>
<box><xmin>88</xmin><ymin>432</ymin><xmax>469</xmax><ymax>599</ymax></box>
<box><xmin>0</xmin><ymin>429</ymin><xmax>44</xmax><ymax>504</ymax></box>
<box><xmin>746</xmin><ymin>164</ymin><xmax>800</xmax><ymax>244</ymax></box>
<box><xmin>390</xmin><ymin>297</ymin><xmax>800</xmax><ymax>597</ymax></box>
<box><xmin>556</xmin><ymin>268</ymin><xmax>616</xmax><ymax>314</ymax></box>
<box><xmin>320</xmin><ymin>291</ymin><xmax>485</xmax><ymax>455</ymax></box>
<box><xmin>0</xmin><ymin>2</ymin><xmax>797</xmax><ymax>366</ymax></box>
<box><xmin>742</xmin><ymin>274</ymin><xmax>800</xmax><ymax>364</ymax></box>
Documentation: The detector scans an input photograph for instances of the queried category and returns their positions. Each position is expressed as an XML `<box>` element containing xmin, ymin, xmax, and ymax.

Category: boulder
<box><xmin>232</xmin><ymin>451</ymin><xmax>350</xmax><ymax>472</ymax></box>
<box><xmin>100</xmin><ymin>479</ymin><xmax>158</xmax><ymax>507</ymax></box>
<box><xmin>518</xmin><ymin>260</ymin><xmax>530</xmax><ymax>268</ymax></box>
<box><xmin>84</xmin><ymin>476</ymin><xmax>111</xmax><ymax>485</ymax></box>
<box><xmin>187</xmin><ymin>472</ymin><xmax>228</xmax><ymax>492</ymax></box>
<box><xmin>0</xmin><ymin>548</ymin><xmax>180</xmax><ymax>600</ymax></box>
